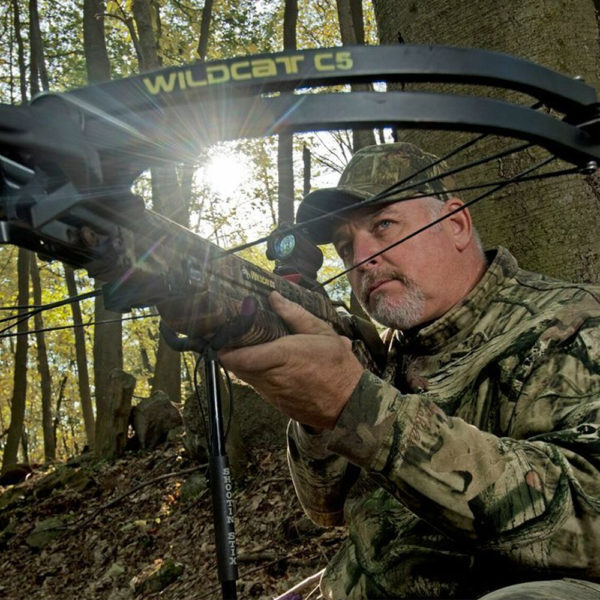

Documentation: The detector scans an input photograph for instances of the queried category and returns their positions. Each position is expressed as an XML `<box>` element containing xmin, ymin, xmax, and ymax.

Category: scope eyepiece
<box><xmin>266</xmin><ymin>225</ymin><xmax>324</xmax><ymax>284</ymax></box>
<box><xmin>271</xmin><ymin>233</ymin><xmax>297</xmax><ymax>260</ymax></box>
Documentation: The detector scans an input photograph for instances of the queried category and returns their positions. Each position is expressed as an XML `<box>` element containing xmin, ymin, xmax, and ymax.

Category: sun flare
<box><xmin>200</xmin><ymin>151</ymin><xmax>250</xmax><ymax>198</ymax></box>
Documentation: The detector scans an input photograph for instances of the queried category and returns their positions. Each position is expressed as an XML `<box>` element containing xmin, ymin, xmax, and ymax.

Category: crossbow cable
<box><xmin>1</xmin><ymin>45</ymin><xmax>600</xmax><ymax>600</ymax></box>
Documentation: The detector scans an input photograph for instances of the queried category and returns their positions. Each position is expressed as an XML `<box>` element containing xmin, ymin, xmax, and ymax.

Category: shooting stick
<box><xmin>204</xmin><ymin>348</ymin><xmax>238</xmax><ymax>600</ymax></box>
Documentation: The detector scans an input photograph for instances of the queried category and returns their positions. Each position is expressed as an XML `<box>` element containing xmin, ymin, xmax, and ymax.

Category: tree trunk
<box><xmin>337</xmin><ymin>0</ymin><xmax>379</xmax><ymax>317</ymax></box>
<box><xmin>26</xmin><ymin>0</ymin><xmax>55</xmax><ymax>463</ymax></box>
<box><xmin>2</xmin><ymin>249</ymin><xmax>30</xmax><ymax>471</ymax></box>
<box><xmin>132</xmin><ymin>1</ymin><xmax>187</xmax><ymax>404</ymax></box>
<box><xmin>196</xmin><ymin>0</ymin><xmax>214</xmax><ymax>61</ymax></box>
<box><xmin>94</xmin><ymin>370</ymin><xmax>136</xmax><ymax>459</ymax></box>
<box><xmin>28</xmin><ymin>0</ymin><xmax>49</xmax><ymax>96</ymax></box>
<box><xmin>30</xmin><ymin>257</ymin><xmax>55</xmax><ymax>461</ymax></box>
<box><xmin>93</xmin><ymin>293</ymin><xmax>124</xmax><ymax>447</ymax></box>
<box><xmin>147</xmin><ymin>175</ymin><xmax>184</xmax><ymax>405</ymax></box>
<box><xmin>277</xmin><ymin>0</ymin><xmax>298</xmax><ymax>226</ymax></box>
<box><xmin>151</xmin><ymin>328</ymin><xmax>181</xmax><ymax>402</ymax></box>
<box><xmin>337</xmin><ymin>0</ymin><xmax>376</xmax><ymax>152</ymax></box>
<box><xmin>2</xmin><ymin>0</ymin><xmax>33</xmax><ymax>472</ymax></box>
<box><xmin>21</xmin><ymin>431</ymin><xmax>29</xmax><ymax>465</ymax></box>
<box><xmin>83</xmin><ymin>0</ymin><xmax>123</xmax><ymax>458</ymax></box>
<box><xmin>10</xmin><ymin>0</ymin><xmax>27</xmax><ymax>102</ymax></box>
<box><xmin>64</xmin><ymin>266</ymin><xmax>95</xmax><ymax>448</ymax></box>
<box><xmin>132</xmin><ymin>0</ymin><xmax>161</xmax><ymax>71</ymax></box>
<box><xmin>83</xmin><ymin>0</ymin><xmax>111</xmax><ymax>83</ymax></box>
<box><xmin>277</xmin><ymin>134</ymin><xmax>295</xmax><ymax>225</ymax></box>
<box><xmin>303</xmin><ymin>144</ymin><xmax>311</xmax><ymax>196</ymax></box>
<box><xmin>53</xmin><ymin>373</ymin><xmax>68</xmax><ymax>452</ymax></box>
<box><xmin>371</xmin><ymin>0</ymin><xmax>600</xmax><ymax>283</ymax></box>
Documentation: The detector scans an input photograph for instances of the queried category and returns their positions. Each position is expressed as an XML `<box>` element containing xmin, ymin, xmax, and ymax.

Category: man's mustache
<box><xmin>358</xmin><ymin>270</ymin><xmax>413</xmax><ymax>303</ymax></box>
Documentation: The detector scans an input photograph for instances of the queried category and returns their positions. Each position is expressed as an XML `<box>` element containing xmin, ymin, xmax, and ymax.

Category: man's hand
<box><xmin>218</xmin><ymin>291</ymin><xmax>365</xmax><ymax>431</ymax></box>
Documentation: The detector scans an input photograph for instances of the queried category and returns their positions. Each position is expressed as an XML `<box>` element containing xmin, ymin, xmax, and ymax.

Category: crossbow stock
<box><xmin>1</xmin><ymin>45</ymin><xmax>600</xmax><ymax>598</ymax></box>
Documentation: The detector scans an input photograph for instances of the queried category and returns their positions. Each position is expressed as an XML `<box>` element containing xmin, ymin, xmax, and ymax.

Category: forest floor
<box><xmin>0</xmin><ymin>442</ymin><xmax>345</xmax><ymax>600</ymax></box>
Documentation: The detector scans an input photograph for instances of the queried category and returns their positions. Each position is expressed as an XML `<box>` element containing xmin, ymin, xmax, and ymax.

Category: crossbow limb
<box><xmin>1</xmin><ymin>45</ymin><xmax>599</xmax><ymax>267</ymax></box>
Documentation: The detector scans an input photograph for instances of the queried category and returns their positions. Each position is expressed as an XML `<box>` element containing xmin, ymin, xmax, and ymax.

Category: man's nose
<box><xmin>352</xmin><ymin>232</ymin><xmax>381</xmax><ymax>270</ymax></box>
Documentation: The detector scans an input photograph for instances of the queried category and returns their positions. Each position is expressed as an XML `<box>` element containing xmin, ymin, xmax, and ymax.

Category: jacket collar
<box><xmin>391</xmin><ymin>247</ymin><xmax>519</xmax><ymax>354</ymax></box>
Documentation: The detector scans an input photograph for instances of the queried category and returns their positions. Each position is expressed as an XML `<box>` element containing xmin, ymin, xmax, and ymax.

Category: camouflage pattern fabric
<box><xmin>296</xmin><ymin>142</ymin><xmax>455</xmax><ymax>245</ymax></box>
<box><xmin>333</xmin><ymin>142</ymin><xmax>454</xmax><ymax>203</ymax></box>
<box><xmin>287</xmin><ymin>247</ymin><xmax>600</xmax><ymax>599</ymax></box>
<box><xmin>478</xmin><ymin>578</ymin><xmax>600</xmax><ymax>599</ymax></box>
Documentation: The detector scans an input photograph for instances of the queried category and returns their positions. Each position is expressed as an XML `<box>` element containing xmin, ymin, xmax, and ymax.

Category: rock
<box><xmin>181</xmin><ymin>395</ymin><xmax>209</xmax><ymax>463</ymax></box>
<box><xmin>145</xmin><ymin>559</ymin><xmax>184</xmax><ymax>593</ymax></box>
<box><xmin>130</xmin><ymin>559</ymin><xmax>184</xmax><ymax>595</ymax></box>
<box><xmin>0</xmin><ymin>518</ymin><xmax>17</xmax><ymax>549</ymax></box>
<box><xmin>25</xmin><ymin>516</ymin><xmax>66</xmax><ymax>550</ymax></box>
<box><xmin>0</xmin><ymin>485</ymin><xmax>28</xmax><ymax>510</ymax></box>
<box><xmin>106</xmin><ymin>562</ymin><xmax>126</xmax><ymax>580</ymax></box>
<box><xmin>233</xmin><ymin>382</ymin><xmax>289</xmax><ymax>449</ymax></box>
<box><xmin>33</xmin><ymin>466</ymin><xmax>95</xmax><ymax>500</ymax></box>
<box><xmin>130</xmin><ymin>391</ymin><xmax>183</xmax><ymax>450</ymax></box>
<box><xmin>0</xmin><ymin>464</ymin><xmax>33</xmax><ymax>486</ymax></box>
<box><xmin>166</xmin><ymin>425</ymin><xmax>184</xmax><ymax>443</ymax></box>
<box><xmin>61</xmin><ymin>468</ymin><xmax>95</xmax><ymax>493</ymax></box>
<box><xmin>183</xmin><ymin>377</ymin><xmax>291</xmax><ymax>477</ymax></box>
<box><xmin>32</xmin><ymin>471</ymin><xmax>62</xmax><ymax>500</ymax></box>
<box><xmin>179</xmin><ymin>471</ymin><xmax>207</xmax><ymax>501</ymax></box>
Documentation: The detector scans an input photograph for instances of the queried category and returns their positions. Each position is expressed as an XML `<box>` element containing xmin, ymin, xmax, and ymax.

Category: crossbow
<box><xmin>1</xmin><ymin>45</ymin><xmax>600</xmax><ymax>599</ymax></box>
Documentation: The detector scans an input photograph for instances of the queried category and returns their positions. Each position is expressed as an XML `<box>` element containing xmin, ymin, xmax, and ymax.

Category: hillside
<box><xmin>0</xmin><ymin>443</ymin><xmax>344</xmax><ymax>600</ymax></box>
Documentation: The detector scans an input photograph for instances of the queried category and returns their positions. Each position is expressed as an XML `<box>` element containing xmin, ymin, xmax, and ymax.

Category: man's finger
<box><xmin>269</xmin><ymin>291</ymin><xmax>334</xmax><ymax>336</ymax></box>
<box><xmin>219</xmin><ymin>339</ymin><xmax>288</xmax><ymax>373</ymax></box>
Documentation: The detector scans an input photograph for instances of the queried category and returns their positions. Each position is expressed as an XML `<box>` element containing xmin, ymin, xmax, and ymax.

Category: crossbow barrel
<box><xmin>1</xmin><ymin>44</ymin><xmax>600</xmax><ymax>358</ymax></box>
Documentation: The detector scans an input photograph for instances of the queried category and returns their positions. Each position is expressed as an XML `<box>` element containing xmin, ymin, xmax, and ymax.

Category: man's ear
<box><xmin>442</xmin><ymin>197</ymin><xmax>473</xmax><ymax>251</ymax></box>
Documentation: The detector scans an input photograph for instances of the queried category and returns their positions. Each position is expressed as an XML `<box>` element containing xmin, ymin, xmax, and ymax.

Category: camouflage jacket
<box><xmin>287</xmin><ymin>247</ymin><xmax>600</xmax><ymax>599</ymax></box>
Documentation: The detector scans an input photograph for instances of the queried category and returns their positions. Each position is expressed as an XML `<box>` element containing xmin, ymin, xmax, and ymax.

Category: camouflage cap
<box><xmin>296</xmin><ymin>142</ymin><xmax>454</xmax><ymax>244</ymax></box>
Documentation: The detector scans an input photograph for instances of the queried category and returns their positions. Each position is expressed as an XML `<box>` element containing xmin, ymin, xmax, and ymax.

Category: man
<box><xmin>219</xmin><ymin>143</ymin><xmax>600</xmax><ymax>599</ymax></box>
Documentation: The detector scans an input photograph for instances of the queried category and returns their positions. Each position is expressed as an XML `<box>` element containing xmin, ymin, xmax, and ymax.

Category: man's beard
<box><xmin>358</xmin><ymin>270</ymin><xmax>426</xmax><ymax>330</ymax></box>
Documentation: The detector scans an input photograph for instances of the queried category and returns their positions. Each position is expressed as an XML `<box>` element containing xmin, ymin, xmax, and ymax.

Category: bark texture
<box><xmin>133</xmin><ymin>0</ymin><xmax>183</xmax><ymax>404</ymax></box>
<box><xmin>28</xmin><ymin>0</ymin><xmax>48</xmax><ymax>96</ymax></box>
<box><xmin>337</xmin><ymin>0</ymin><xmax>376</xmax><ymax>151</ymax></box>
<box><xmin>2</xmin><ymin>2</ymin><xmax>31</xmax><ymax>470</ymax></box>
<box><xmin>196</xmin><ymin>0</ymin><xmax>214</xmax><ymax>61</ymax></box>
<box><xmin>30</xmin><ymin>258</ymin><xmax>55</xmax><ymax>461</ymax></box>
<box><xmin>94</xmin><ymin>370</ymin><xmax>136</xmax><ymax>459</ymax></box>
<box><xmin>132</xmin><ymin>0</ymin><xmax>161</xmax><ymax>71</ymax></box>
<box><xmin>2</xmin><ymin>249</ymin><xmax>30</xmax><ymax>471</ymax></box>
<box><xmin>278</xmin><ymin>0</ymin><xmax>298</xmax><ymax>225</ymax></box>
<box><xmin>83</xmin><ymin>0</ymin><xmax>111</xmax><ymax>83</ymax></box>
<box><xmin>10</xmin><ymin>0</ymin><xmax>27</xmax><ymax>101</ymax></box>
<box><xmin>64</xmin><ymin>266</ymin><xmax>95</xmax><ymax>448</ymax></box>
<box><xmin>372</xmin><ymin>0</ymin><xmax>600</xmax><ymax>283</ymax></box>
<box><xmin>82</xmin><ymin>0</ymin><xmax>124</xmax><ymax>458</ymax></box>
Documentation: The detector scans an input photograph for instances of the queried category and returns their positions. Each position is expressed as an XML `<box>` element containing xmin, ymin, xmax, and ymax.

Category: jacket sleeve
<box><xmin>291</xmin><ymin>317</ymin><xmax>600</xmax><ymax>572</ymax></box>
<box><xmin>286</xmin><ymin>330</ymin><xmax>395</xmax><ymax>527</ymax></box>
<box><xmin>287</xmin><ymin>420</ymin><xmax>361</xmax><ymax>526</ymax></box>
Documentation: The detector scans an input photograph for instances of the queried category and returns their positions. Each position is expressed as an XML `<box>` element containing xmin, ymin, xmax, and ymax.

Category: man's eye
<box><xmin>375</xmin><ymin>219</ymin><xmax>393</xmax><ymax>231</ymax></box>
<box><xmin>337</xmin><ymin>244</ymin><xmax>352</xmax><ymax>260</ymax></box>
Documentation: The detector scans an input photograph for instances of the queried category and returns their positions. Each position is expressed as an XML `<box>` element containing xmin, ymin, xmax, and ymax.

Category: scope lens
<box><xmin>274</xmin><ymin>234</ymin><xmax>296</xmax><ymax>258</ymax></box>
